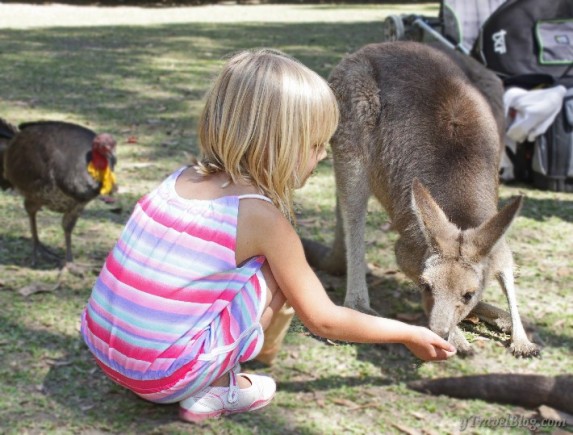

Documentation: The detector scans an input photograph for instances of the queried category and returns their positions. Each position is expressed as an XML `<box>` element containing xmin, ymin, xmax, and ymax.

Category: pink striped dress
<box><xmin>80</xmin><ymin>167</ymin><xmax>269</xmax><ymax>403</ymax></box>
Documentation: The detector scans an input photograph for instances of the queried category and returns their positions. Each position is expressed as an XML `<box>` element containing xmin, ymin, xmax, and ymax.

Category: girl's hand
<box><xmin>404</xmin><ymin>326</ymin><xmax>457</xmax><ymax>361</ymax></box>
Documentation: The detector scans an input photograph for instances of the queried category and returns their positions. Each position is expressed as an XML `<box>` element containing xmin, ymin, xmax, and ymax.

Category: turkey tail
<box><xmin>408</xmin><ymin>374</ymin><xmax>573</xmax><ymax>414</ymax></box>
<box><xmin>0</xmin><ymin>118</ymin><xmax>17</xmax><ymax>140</ymax></box>
<box><xmin>0</xmin><ymin>118</ymin><xmax>18</xmax><ymax>190</ymax></box>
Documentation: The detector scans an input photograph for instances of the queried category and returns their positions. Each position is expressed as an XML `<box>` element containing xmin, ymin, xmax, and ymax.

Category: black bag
<box><xmin>530</xmin><ymin>88</ymin><xmax>573</xmax><ymax>192</ymax></box>
<box><xmin>474</xmin><ymin>0</ymin><xmax>573</xmax><ymax>191</ymax></box>
<box><xmin>473</xmin><ymin>0</ymin><xmax>573</xmax><ymax>87</ymax></box>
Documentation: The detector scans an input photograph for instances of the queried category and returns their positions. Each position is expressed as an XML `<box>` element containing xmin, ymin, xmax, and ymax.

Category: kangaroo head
<box><xmin>411</xmin><ymin>179</ymin><xmax>523</xmax><ymax>339</ymax></box>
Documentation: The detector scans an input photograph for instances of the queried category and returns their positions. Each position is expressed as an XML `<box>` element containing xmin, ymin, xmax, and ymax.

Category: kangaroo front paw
<box><xmin>509</xmin><ymin>340</ymin><xmax>541</xmax><ymax>358</ymax></box>
<box><xmin>455</xmin><ymin>344</ymin><xmax>475</xmax><ymax>358</ymax></box>
<box><xmin>449</xmin><ymin>327</ymin><xmax>474</xmax><ymax>357</ymax></box>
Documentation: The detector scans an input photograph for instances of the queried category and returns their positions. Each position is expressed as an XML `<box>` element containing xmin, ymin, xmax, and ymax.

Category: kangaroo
<box><xmin>306</xmin><ymin>41</ymin><xmax>538</xmax><ymax>357</ymax></box>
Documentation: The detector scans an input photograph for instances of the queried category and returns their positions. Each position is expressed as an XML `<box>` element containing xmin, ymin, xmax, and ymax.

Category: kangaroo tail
<box><xmin>408</xmin><ymin>374</ymin><xmax>573</xmax><ymax>414</ymax></box>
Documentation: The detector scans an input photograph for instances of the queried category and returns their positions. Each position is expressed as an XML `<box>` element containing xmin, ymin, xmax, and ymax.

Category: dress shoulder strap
<box><xmin>237</xmin><ymin>194</ymin><xmax>273</xmax><ymax>204</ymax></box>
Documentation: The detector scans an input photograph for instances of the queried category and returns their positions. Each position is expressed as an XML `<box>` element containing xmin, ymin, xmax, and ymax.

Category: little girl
<box><xmin>81</xmin><ymin>48</ymin><xmax>455</xmax><ymax>424</ymax></box>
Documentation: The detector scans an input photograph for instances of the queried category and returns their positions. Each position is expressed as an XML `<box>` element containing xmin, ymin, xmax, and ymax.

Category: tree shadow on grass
<box><xmin>41</xmin><ymin>348</ymin><xmax>350</xmax><ymax>434</ymax></box>
<box><xmin>0</xmin><ymin>232</ymin><xmax>112</xmax><ymax>269</ymax></box>
<box><xmin>0</xmin><ymin>308</ymin><xmax>305</xmax><ymax>434</ymax></box>
<box><xmin>0</xmin><ymin>193</ymin><xmax>135</xmax><ymax>269</ymax></box>
<box><xmin>521</xmin><ymin>195</ymin><xmax>573</xmax><ymax>223</ymax></box>
<box><xmin>534</xmin><ymin>324</ymin><xmax>573</xmax><ymax>353</ymax></box>
<box><xmin>0</xmin><ymin>20</ymin><xmax>381</xmax><ymax>160</ymax></box>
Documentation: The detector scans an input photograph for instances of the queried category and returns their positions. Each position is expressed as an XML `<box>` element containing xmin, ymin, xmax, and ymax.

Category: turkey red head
<box><xmin>91</xmin><ymin>133</ymin><xmax>116</xmax><ymax>170</ymax></box>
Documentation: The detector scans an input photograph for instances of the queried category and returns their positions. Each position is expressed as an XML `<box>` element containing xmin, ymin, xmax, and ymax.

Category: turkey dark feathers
<box><xmin>1</xmin><ymin>119</ymin><xmax>117</xmax><ymax>265</ymax></box>
<box><xmin>0</xmin><ymin>118</ymin><xmax>18</xmax><ymax>190</ymax></box>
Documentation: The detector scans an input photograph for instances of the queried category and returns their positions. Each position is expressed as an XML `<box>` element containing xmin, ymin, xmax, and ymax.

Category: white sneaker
<box><xmin>179</xmin><ymin>369</ymin><xmax>276</xmax><ymax>423</ymax></box>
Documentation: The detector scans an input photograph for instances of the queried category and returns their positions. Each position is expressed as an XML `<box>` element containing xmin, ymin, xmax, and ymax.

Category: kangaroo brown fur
<box><xmin>307</xmin><ymin>41</ymin><xmax>538</xmax><ymax>357</ymax></box>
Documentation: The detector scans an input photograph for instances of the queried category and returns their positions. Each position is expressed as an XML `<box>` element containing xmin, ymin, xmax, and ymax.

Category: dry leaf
<box><xmin>463</xmin><ymin>315</ymin><xmax>480</xmax><ymax>325</ymax></box>
<box><xmin>557</xmin><ymin>267</ymin><xmax>570</xmax><ymax>277</ymax></box>
<box><xmin>18</xmin><ymin>282</ymin><xmax>56</xmax><ymax>297</ymax></box>
<box><xmin>332</xmin><ymin>398</ymin><xmax>360</xmax><ymax>409</ymax></box>
<box><xmin>473</xmin><ymin>337</ymin><xmax>490</xmax><ymax>348</ymax></box>
<box><xmin>331</xmin><ymin>398</ymin><xmax>379</xmax><ymax>410</ymax></box>
<box><xmin>313</xmin><ymin>391</ymin><xmax>326</xmax><ymax>408</ymax></box>
<box><xmin>50</xmin><ymin>359</ymin><xmax>74</xmax><ymax>367</ymax></box>
<box><xmin>367</xmin><ymin>262</ymin><xmax>383</xmax><ymax>271</ymax></box>
<box><xmin>392</xmin><ymin>423</ymin><xmax>421</xmax><ymax>435</ymax></box>
<box><xmin>297</xmin><ymin>218</ymin><xmax>319</xmax><ymax>227</ymax></box>
<box><xmin>538</xmin><ymin>405</ymin><xmax>573</xmax><ymax>425</ymax></box>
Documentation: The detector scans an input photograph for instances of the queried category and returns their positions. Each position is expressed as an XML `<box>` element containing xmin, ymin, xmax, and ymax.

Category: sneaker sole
<box><xmin>179</xmin><ymin>393</ymin><xmax>275</xmax><ymax>423</ymax></box>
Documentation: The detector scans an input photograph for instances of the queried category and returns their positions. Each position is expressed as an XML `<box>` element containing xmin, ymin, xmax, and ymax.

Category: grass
<box><xmin>0</xmin><ymin>3</ymin><xmax>572</xmax><ymax>434</ymax></box>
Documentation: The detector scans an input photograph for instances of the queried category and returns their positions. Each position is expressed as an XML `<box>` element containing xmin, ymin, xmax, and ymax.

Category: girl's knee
<box><xmin>261</xmin><ymin>261</ymin><xmax>279</xmax><ymax>292</ymax></box>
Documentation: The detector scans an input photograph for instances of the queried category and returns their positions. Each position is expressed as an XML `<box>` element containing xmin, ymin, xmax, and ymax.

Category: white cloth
<box><xmin>504</xmin><ymin>85</ymin><xmax>567</xmax><ymax>144</ymax></box>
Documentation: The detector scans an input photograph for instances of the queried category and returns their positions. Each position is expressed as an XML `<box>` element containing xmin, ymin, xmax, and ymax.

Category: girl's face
<box><xmin>299</xmin><ymin>144</ymin><xmax>327</xmax><ymax>187</ymax></box>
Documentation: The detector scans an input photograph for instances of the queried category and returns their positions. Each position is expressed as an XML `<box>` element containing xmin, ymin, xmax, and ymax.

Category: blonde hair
<box><xmin>195</xmin><ymin>48</ymin><xmax>339</xmax><ymax>221</ymax></box>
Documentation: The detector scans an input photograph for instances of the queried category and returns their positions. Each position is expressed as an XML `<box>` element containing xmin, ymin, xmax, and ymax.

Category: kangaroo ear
<box><xmin>465</xmin><ymin>196</ymin><xmax>523</xmax><ymax>258</ymax></box>
<box><xmin>411</xmin><ymin>178</ymin><xmax>459</xmax><ymax>254</ymax></box>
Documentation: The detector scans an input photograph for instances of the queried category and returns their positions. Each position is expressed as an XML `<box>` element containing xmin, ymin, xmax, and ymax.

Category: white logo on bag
<box><xmin>492</xmin><ymin>29</ymin><xmax>507</xmax><ymax>54</ymax></box>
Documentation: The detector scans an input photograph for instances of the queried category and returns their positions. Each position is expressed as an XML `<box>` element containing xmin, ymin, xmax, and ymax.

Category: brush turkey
<box><xmin>0</xmin><ymin>119</ymin><xmax>117</xmax><ymax>265</ymax></box>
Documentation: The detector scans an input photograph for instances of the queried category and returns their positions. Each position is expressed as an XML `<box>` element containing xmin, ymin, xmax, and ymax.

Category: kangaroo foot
<box><xmin>509</xmin><ymin>339</ymin><xmax>541</xmax><ymax>358</ymax></box>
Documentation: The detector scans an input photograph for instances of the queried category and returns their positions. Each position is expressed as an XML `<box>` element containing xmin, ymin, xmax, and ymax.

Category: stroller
<box><xmin>382</xmin><ymin>0</ymin><xmax>573</xmax><ymax>192</ymax></box>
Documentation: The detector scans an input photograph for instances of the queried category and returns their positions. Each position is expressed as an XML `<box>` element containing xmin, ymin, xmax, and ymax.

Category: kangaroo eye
<box><xmin>462</xmin><ymin>292</ymin><xmax>474</xmax><ymax>304</ymax></box>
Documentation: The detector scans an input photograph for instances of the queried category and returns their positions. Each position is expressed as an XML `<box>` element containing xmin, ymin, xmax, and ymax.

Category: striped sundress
<box><xmin>80</xmin><ymin>166</ymin><xmax>269</xmax><ymax>403</ymax></box>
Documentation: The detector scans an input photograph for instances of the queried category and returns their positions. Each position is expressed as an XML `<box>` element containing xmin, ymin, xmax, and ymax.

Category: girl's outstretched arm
<box><xmin>237</xmin><ymin>201</ymin><xmax>456</xmax><ymax>362</ymax></box>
